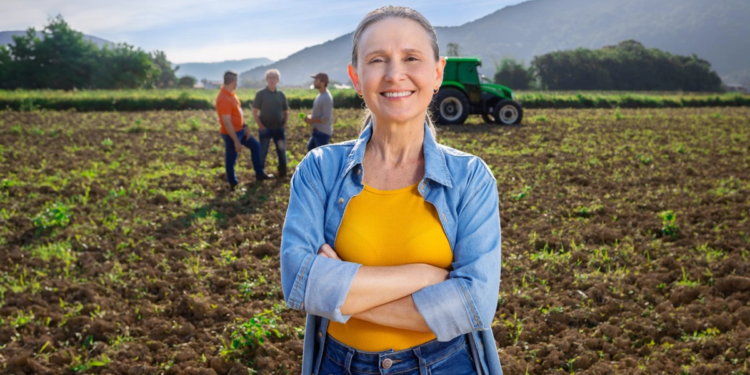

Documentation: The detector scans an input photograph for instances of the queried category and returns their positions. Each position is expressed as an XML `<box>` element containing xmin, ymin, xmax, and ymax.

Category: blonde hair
<box><xmin>265</xmin><ymin>69</ymin><xmax>281</xmax><ymax>80</ymax></box>
<box><xmin>352</xmin><ymin>5</ymin><xmax>439</xmax><ymax>137</ymax></box>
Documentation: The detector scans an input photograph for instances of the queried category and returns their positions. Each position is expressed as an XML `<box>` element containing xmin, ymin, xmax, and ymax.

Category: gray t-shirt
<box><xmin>311</xmin><ymin>90</ymin><xmax>333</xmax><ymax>135</ymax></box>
<box><xmin>253</xmin><ymin>87</ymin><xmax>288</xmax><ymax>129</ymax></box>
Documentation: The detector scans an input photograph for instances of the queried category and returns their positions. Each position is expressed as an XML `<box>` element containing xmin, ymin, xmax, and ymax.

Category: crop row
<box><xmin>1</xmin><ymin>89</ymin><xmax>748</xmax><ymax>112</ymax></box>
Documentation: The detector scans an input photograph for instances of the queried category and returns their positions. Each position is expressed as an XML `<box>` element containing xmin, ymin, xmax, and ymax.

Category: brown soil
<box><xmin>0</xmin><ymin>107</ymin><xmax>749</xmax><ymax>374</ymax></box>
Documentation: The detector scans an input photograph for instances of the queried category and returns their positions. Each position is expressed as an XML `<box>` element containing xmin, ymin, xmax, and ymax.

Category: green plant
<box><xmin>637</xmin><ymin>154</ymin><xmax>653</xmax><ymax>165</ymax></box>
<box><xmin>189</xmin><ymin>116</ymin><xmax>201</xmax><ymax>131</ymax></box>
<box><xmin>504</xmin><ymin>313</ymin><xmax>524</xmax><ymax>346</ymax></box>
<box><xmin>101</xmin><ymin>138</ymin><xmax>114</xmax><ymax>149</ymax></box>
<box><xmin>659</xmin><ymin>210</ymin><xmax>679</xmax><ymax>238</ymax></box>
<box><xmin>512</xmin><ymin>186</ymin><xmax>531</xmax><ymax>201</ymax></box>
<box><xmin>676</xmin><ymin>267</ymin><xmax>699</xmax><ymax>288</ymax></box>
<box><xmin>10</xmin><ymin>310</ymin><xmax>34</xmax><ymax>328</ymax></box>
<box><xmin>33</xmin><ymin>201</ymin><xmax>73</xmax><ymax>230</ymax></box>
<box><xmin>221</xmin><ymin>310</ymin><xmax>284</xmax><ymax>358</ymax></box>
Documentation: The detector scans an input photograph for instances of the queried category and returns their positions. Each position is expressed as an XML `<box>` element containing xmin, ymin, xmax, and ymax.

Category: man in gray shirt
<box><xmin>303</xmin><ymin>72</ymin><xmax>333</xmax><ymax>151</ymax></box>
<box><xmin>253</xmin><ymin>69</ymin><xmax>289</xmax><ymax>177</ymax></box>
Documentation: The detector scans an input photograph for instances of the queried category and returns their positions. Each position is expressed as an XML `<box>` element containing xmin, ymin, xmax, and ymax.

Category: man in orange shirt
<box><xmin>217</xmin><ymin>70</ymin><xmax>273</xmax><ymax>190</ymax></box>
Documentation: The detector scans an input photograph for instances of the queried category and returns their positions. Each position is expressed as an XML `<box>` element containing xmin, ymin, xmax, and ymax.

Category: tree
<box><xmin>447</xmin><ymin>42</ymin><xmax>461</xmax><ymax>57</ymax></box>
<box><xmin>178</xmin><ymin>75</ymin><xmax>197</xmax><ymax>88</ymax></box>
<box><xmin>5</xmin><ymin>16</ymin><xmax>98</xmax><ymax>89</ymax></box>
<box><xmin>91</xmin><ymin>43</ymin><xmax>159</xmax><ymax>89</ymax></box>
<box><xmin>532</xmin><ymin>40</ymin><xmax>722</xmax><ymax>91</ymax></box>
<box><xmin>0</xmin><ymin>15</ymin><xmax>170</xmax><ymax>90</ymax></box>
<box><xmin>149</xmin><ymin>50</ymin><xmax>179</xmax><ymax>88</ymax></box>
<box><xmin>494</xmin><ymin>58</ymin><xmax>532</xmax><ymax>89</ymax></box>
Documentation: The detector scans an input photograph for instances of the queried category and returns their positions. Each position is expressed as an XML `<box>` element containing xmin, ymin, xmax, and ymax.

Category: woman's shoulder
<box><xmin>295</xmin><ymin>140</ymin><xmax>358</xmax><ymax>178</ymax></box>
<box><xmin>435</xmin><ymin>143</ymin><xmax>496</xmax><ymax>185</ymax></box>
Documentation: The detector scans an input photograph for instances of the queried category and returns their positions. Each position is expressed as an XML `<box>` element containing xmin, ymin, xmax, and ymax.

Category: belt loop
<box><xmin>412</xmin><ymin>347</ymin><xmax>428</xmax><ymax>375</ymax></box>
<box><xmin>344</xmin><ymin>348</ymin><xmax>355</xmax><ymax>375</ymax></box>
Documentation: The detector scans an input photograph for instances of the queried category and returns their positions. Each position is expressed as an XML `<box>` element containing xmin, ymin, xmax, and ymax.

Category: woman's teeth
<box><xmin>382</xmin><ymin>91</ymin><xmax>412</xmax><ymax>98</ymax></box>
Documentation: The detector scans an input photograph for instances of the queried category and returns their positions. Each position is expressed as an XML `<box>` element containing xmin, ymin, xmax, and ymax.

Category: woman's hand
<box><xmin>317</xmin><ymin>243</ymin><xmax>341</xmax><ymax>260</ymax></box>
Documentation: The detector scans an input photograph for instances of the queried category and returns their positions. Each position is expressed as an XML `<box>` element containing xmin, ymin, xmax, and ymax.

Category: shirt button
<box><xmin>338</xmin><ymin>197</ymin><xmax>344</xmax><ymax>204</ymax></box>
<box><xmin>318</xmin><ymin>331</ymin><xmax>323</xmax><ymax>338</ymax></box>
<box><xmin>382</xmin><ymin>358</ymin><xmax>393</xmax><ymax>369</ymax></box>
<box><xmin>356</xmin><ymin>168</ymin><xmax>361</xmax><ymax>175</ymax></box>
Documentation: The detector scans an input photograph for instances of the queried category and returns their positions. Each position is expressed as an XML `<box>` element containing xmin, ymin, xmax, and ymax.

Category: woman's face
<box><xmin>349</xmin><ymin>17</ymin><xmax>445</xmax><ymax>126</ymax></box>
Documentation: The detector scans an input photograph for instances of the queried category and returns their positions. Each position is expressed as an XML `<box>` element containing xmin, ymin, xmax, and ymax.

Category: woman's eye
<box><xmin>406</xmin><ymin>56</ymin><xmax>420</xmax><ymax>62</ymax></box>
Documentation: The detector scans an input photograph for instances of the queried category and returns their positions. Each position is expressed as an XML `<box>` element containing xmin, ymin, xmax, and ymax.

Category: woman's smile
<box><xmin>380</xmin><ymin>90</ymin><xmax>415</xmax><ymax>99</ymax></box>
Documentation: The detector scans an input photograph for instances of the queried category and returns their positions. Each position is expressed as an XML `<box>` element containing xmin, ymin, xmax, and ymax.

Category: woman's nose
<box><xmin>384</xmin><ymin>60</ymin><xmax>407</xmax><ymax>82</ymax></box>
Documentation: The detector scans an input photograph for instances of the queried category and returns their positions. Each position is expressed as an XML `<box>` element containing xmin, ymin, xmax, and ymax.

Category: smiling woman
<box><xmin>280</xmin><ymin>5</ymin><xmax>503</xmax><ymax>375</ymax></box>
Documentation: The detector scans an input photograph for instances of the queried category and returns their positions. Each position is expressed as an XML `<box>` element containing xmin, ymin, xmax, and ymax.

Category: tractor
<box><xmin>432</xmin><ymin>57</ymin><xmax>523</xmax><ymax>125</ymax></box>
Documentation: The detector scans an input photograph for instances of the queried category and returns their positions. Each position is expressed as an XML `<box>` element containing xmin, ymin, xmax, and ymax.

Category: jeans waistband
<box><xmin>323</xmin><ymin>333</ymin><xmax>466</xmax><ymax>374</ymax></box>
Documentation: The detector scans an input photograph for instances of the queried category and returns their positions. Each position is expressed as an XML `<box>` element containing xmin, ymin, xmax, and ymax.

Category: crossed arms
<box><xmin>280</xmin><ymin>155</ymin><xmax>501</xmax><ymax>340</ymax></box>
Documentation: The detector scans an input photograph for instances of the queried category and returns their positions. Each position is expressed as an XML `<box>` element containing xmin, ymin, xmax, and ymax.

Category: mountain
<box><xmin>174</xmin><ymin>58</ymin><xmax>273</xmax><ymax>81</ymax></box>
<box><xmin>241</xmin><ymin>34</ymin><xmax>352</xmax><ymax>87</ymax></box>
<box><xmin>0</xmin><ymin>30</ymin><xmax>110</xmax><ymax>48</ymax></box>
<box><xmin>240</xmin><ymin>0</ymin><xmax>750</xmax><ymax>86</ymax></box>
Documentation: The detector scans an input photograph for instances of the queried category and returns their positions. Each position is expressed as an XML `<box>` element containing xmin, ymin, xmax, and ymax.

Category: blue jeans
<box><xmin>221</xmin><ymin>128</ymin><xmax>265</xmax><ymax>186</ymax></box>
<box><xmin>318</xmin><ymin>334</ymin><xmax>477</xmax><ymax>375</ymax></box>
<box><xmin>259</xmin><ymin>127</ymin><xmax>287</xmax><ymax>176</ymax></box>
<box><xmin>307</xmin><ymin>129</ymin><xmax>331</xmax><ymax>152</ymax></box>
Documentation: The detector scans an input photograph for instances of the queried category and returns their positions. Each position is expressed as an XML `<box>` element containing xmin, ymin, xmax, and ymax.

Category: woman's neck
<box><xmin>367</xmin><ymin>116</ymin><xmax>425</xmax><ymax>167</ymax></box>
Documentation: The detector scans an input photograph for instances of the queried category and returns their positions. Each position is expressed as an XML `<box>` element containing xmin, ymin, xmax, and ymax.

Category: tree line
<box><xmin>493</xmin><ymin>40</ymin><xmax>723</xmax><ymax>92</ymax></box>
<box><xmin>0</xmin><ymin>16</ymin><xmax>196</xmax><ymax>90</ymax></box>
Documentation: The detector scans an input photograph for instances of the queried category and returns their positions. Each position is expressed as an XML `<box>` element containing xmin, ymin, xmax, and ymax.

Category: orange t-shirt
<box><xmin>216</xmin><ymin>87</ymin><xmax>244</xmax><ymax>134</ymax></box>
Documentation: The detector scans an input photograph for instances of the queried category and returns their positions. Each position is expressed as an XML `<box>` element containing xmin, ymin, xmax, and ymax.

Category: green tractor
<box><xmin>432</xmin><ymin>57</ymin><xmax>523</xmax><ymax>125</ymax></box>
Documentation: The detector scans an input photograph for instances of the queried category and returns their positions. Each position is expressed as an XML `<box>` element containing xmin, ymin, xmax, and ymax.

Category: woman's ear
<box><xmin>348</xmin><ymin>63</ymin><xmax>361</xmax><ymax>94</ymax></box>
<box><xmin>435</xmin><ymin>57</ymin><xmax>446</xmax><ymax>89</ymax></box>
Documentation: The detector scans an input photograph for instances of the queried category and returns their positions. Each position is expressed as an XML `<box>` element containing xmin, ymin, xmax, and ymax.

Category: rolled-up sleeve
<box><xmin>280</xmin><ymin>155</ymin><xmax>361</xmax><ymax>323</ymax></box>
<box><xmin>412</xmin><ymin>177</ymin><xmax>502</xmax><ymax>341</ymax></box>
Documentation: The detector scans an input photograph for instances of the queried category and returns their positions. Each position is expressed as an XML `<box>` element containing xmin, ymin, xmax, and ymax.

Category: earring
<box><xmin>433</xmin><ymin>88</ymin><xmax>439</xmax><ymax>95</ymax></box>
<box><xmin>357</xmin><ymin>93</ymin><xmax>364</xmax><ymax>99</ymax></box>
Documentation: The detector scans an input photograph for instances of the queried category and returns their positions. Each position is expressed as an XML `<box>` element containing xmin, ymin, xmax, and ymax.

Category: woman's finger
<box><xmin>317</xmin><ymin>244</ymin><xmax>341</xmax><ymax>260</ymax></box>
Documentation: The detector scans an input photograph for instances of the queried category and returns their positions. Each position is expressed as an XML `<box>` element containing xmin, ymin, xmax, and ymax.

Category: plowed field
<box><xmin>1</xmin><ymin>108</ymin><xmax>749</xmax><ymax>374</ymax></box>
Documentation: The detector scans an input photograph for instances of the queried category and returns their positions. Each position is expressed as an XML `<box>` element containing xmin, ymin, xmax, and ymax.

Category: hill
<box><xmin>174</xmin><ymin>58</ymin><xmax>273</xmax><ymax>81</ymax></box>
<box><xmin>240</xmin><ymin>0</ymin><xmax>750</xmax><ymax>86</ymax></box>
<box><xmin>0</xmin><ymin>30</ymin><xmax>110</xmax><ymax>48</ymax></box>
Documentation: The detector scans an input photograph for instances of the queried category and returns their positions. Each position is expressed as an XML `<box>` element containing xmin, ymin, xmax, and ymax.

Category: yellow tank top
<box><xmin>328</xmin><ymin>182</ymin><xmax>452</xmax><ymax>352</ymax></box>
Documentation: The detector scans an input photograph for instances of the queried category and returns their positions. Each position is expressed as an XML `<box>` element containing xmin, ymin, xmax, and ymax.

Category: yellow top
<box><xmin>328</xmin><ymin>182</ymin><xmax>452</xmax><ymax>352</ymax></box>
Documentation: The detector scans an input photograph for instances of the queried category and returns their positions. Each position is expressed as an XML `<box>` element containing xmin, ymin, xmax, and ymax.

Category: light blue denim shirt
<box><xmin>280</xmin><ymin>122</ymin><xmax>503</xmax><ymax>375</ymax></box>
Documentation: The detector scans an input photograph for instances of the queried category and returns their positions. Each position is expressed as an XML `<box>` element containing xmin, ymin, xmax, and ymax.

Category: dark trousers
<box><xmin>221</xmin><ymin>128</ymin><xmax>265</xmax><ymax>186</ymax></box>
<box><xmin>307</xmin><ymin>129</ymin><xmax>331</xmax><ymax>152</ymax></box>
<box><xmin>259</xmin><ymin>127</ymin><xmax>287</xmax><ymax>177</ymax></box>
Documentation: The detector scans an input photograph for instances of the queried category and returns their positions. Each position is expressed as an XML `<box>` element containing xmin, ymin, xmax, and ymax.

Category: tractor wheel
<box><xmin>493</xmin><ymin>100</ymin><xmax>523</xmax><ymax>125</ymax></box>
<box><xmin>434</xmin><ymin>88</ymin><xmax>469</xmax><ymax>125</ymax></box>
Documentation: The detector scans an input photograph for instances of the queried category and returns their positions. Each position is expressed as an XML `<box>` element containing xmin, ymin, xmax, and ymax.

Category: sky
<box><xmin>0</xmin><ymin>0</ymin><xmax>528</xmax><ymax>63</ymax></box>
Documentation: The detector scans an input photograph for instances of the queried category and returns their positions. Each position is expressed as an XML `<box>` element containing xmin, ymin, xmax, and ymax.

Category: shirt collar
<box><xmin>343</xmin><ymin>121</ymin><xmax>452</xmax><ymax>188</ymax></box>
<box><xmin>220</xmin><ymin>86</ymin><xmax>234</xmax><ymax>97</ymax></box>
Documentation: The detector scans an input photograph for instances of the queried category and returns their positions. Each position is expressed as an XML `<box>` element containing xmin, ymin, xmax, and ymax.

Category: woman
<box><xmin>281</xmin><ymin>6</ymin><xmax>502</xmax><ymax>375</ymax></box>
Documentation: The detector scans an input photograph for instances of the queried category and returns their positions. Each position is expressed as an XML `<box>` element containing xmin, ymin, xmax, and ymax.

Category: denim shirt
<box><xmin>280</xmin><ymin>122</ymin><xmax>503</xmax><ymax>375</ymax></box>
